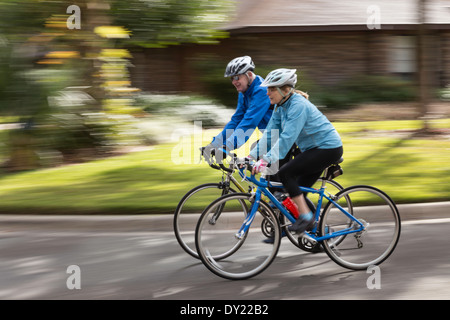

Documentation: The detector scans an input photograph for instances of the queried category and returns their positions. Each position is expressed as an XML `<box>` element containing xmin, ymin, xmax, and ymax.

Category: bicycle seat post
<box><xmin>321</xmin><ymin>167</ymin><xmax>329</xmax><ymax>188</ymax></box>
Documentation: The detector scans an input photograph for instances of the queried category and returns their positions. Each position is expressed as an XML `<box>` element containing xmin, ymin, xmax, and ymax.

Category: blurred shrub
<box><xmin>318</xmin><ymin>75</ymin><xmax>417</xmax><ymax>109</ymax></box>
<box><xmin>1</xmin><ymin>87</ymin><xmax>146</xmax><ymax>171</ymax></box>
<box><xmin>190</xmin><ymin>55</ymin><xmax>417</xmax><ymax>110</ymax></box>
<box><xmin>438</xmin><ymin>84</ymin><xmax>450</xmax><ymax>101</ymax></box>
<box><xmin>189</xmin><ymin>56</ymin><xmax>236</xmax><ymax>108</ymax></box>
<box><xmin>190</xmin><ymin>55</ymin><xmax>319</xmax><ymax>109</ymax></box>
<box><xmin>189</xmin><ymin>56</ymin><xmax>416</xmax><ymax>110</ymax></box>
<box><xmin>136</xmin><ymin>93</ymin><xmax>233</xmax><ymax>127</ymax></box>
<box><xmin>37</xmin><ymin>112</ymin><xmax>115</xmax><ymax>155</ymax></box>
<box><xmin>43</xmin><ymin>87</ymin><xmax>145</xmax><ymax>153</ymax></box>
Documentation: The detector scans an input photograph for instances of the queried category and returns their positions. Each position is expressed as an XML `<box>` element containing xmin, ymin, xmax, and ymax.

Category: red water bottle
<box><xmin>282</xmin><ymin>197</ymin><xmax>299</xmax><ymax>219</ymax></box>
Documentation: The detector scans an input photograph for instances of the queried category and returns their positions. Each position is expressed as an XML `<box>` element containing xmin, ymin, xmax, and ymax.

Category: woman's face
<box><xmin>267</xmin><ymin>86</ymin><xmax>292</xmax><ymax>105</ymax></box>
<box><xmin>267</xmin><ymin>87</ymin><xmax>283</xmax><ymax>105</ymax></box>
<box><xmin>230</xmin><ymin>73</ymin><xmax>250</xmax><ymax>93</ymax></box>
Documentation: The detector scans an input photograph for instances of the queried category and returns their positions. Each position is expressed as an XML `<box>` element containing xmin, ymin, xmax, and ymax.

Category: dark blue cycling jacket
<box><xmin>210</xmin><ymin>75</ymin><xmax>272</xmax><ymax>151</ymax></box>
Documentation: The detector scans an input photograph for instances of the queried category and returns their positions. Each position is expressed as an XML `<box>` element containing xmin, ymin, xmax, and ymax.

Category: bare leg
<box><xmin>291</xmin><ymin>194</ymin><xmax>310</xmax><ymax>215</ymax></box>
<box><xmin>288</xmin><ymin>194</ymin><xmax>314</xmax><ymax>233</ymax></box>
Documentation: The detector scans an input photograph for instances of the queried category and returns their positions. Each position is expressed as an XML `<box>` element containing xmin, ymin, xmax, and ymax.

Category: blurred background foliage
<box><xmin>0</xmin><ymin>0</ymin><xmax>442</xmax><ymax>173</ymax></box>
<box><xmin>0</xmin><ymin>0</ymin><xmax>232</xmax><ymax>171</ymax></box>
<box><xmin>0</xmin><ymin>0</ymin><xmax>447</xmax><ymax>212</ymax></box>
<box><xmin>110</xmin><ymin>0</ymin><xmax>230</xmax><ymax>47</ymax></box>
<box><xmin>191</xmin><ymin>54</ymin><xmax>417</xmax><ymax>109</ymax></box>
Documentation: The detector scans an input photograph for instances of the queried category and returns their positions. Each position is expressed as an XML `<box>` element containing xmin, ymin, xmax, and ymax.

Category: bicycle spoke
<box><xmin>173</xmin><ymin>183</ymin><xmax>237</xmax><ymax>259</ymax></box>
<box><xmin>320</xmin><ymin>185</ymin><xmax>401</xmax><ymax>270</ymax></box>
<box><xmin>196</xmin><ymin>193</ymin><xmax>280</xmax><ymax>280</ymax></box>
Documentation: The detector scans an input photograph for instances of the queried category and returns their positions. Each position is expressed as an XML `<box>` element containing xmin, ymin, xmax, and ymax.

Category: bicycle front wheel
<box><xmin>173</xmin><ymin>183</ymin><xmax>236</xmax><ymax>259</ymax></box>
<box><xmin>320</xmin><ymin>185</ymin><xmax>401</xmax><ymax>270</ymax></box>
<box><xmin>196</xmin><ymin>193</ymin><xmax>281</xmax><ymax>280</ymax></box>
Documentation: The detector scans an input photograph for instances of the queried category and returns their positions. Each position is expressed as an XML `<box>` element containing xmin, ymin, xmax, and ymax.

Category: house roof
<box><xmin>223</xmin><ymin>0</ymin><xmax>450</xmax><ymax>33</ymax></box>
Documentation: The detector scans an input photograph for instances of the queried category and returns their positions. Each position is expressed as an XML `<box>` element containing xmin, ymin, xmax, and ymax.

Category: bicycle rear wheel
<box><xmin>173</xmin><ymin>183</ymin><xmax>236</xmax><ymax>259</ymax></box>
<box><xmin>196</xmin><ymin>193</ymin><xmax>281</xmax><ymax>280</ymax></box>
<box><xmin>320</xmin><ymin>185</ymin><xmax>401</xmax><ymax>270</ymax></box>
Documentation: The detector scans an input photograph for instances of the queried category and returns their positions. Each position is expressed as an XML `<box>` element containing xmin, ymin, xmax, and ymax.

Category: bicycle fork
<box><xmin>207</xmin><ymin>176</ymin><xmax>233</xmax><ymax>225</ymax></box>
<box><xmin>235</xmin><ymin>192</ymin><xmax>261</xmax><ymax>240</ymax></box>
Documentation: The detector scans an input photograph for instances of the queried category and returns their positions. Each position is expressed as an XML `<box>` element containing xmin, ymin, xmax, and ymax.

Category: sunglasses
<box><xmin>230</xmin><ymin>75</ymin><xmax>240</xmax><ymax>81</ymax></box>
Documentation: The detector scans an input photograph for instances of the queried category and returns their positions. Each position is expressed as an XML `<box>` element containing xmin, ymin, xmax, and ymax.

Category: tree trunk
<box><xmin>417</xmin><ymin>0</ymin><xmax>430</xmax><ymax>131</ymax></box>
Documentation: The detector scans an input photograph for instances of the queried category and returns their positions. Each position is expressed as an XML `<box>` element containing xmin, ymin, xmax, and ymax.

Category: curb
<box><xmin>0</xmin><ymin>202</ymin><xmax>448</xmax><ymax>232</ymax></box>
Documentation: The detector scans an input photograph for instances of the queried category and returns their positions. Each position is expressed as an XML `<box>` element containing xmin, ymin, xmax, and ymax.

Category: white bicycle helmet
<box><xmin>261</xmin><ymin>68</ymin><xmax>297</xmax><ymax>87</ymax></box>
<box><xmin>224</xmin><ymin>56</ymin><xmax>255</xmax><ymax>77</ymax></box>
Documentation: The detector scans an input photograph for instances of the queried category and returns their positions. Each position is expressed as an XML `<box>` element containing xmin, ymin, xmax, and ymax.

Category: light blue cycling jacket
<box><xmin>250</xmin><ymin>92</ymin><xmax>342</xmax><ymax>164</ymax></box>
<box><xmin>211</xmin><ymin>75</ymin><xmax>272</xmax><ymax>150</ymax></box>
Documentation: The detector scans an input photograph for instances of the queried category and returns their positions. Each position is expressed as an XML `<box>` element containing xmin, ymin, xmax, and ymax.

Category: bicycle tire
<box><xmin>173</xmin><ymin>183</ymin><xmax>237</xmax><ymax>259</ymax></box>
<box><xmin>195</xmin><ymin>193</ymin><xmax>281</xmax><ymax>280</ymax></box>
<box><xmin>320</xmin><ymin>185</ymin><xmax>401</xmax><ymax>270</ymax></box>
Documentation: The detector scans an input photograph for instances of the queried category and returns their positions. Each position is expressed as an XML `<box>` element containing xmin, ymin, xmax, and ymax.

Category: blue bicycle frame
<box><xmin>236</xmin><ymin>167</ymin><xmax>365</xmax><ymax>243</ymax></box>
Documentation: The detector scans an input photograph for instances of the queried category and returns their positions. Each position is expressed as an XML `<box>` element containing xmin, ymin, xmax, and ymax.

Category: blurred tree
<box><xmin>416</xmin><ymin>0</ymin><xmax>430</xmax><ymax>131</ymax></box>
<box><xmin>109</xmin><ymin>0</ymin><xmax>230</xmax><ymax>48</ymax></box>
<box><xmin>0</xmin><ymin>0</ymin><xmax>232</xmax><ymax>170</ymax></box>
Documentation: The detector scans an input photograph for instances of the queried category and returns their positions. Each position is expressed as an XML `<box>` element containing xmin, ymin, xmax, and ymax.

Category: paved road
<box><xmin>0</xmin><ymin>202</ymin><xmax>448</xmax><ymax>301</ymax></box>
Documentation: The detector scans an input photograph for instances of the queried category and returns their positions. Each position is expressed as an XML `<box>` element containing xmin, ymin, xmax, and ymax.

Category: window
<box><xmin>389</xmin><ymin>36</ymin><xmax>416</xmax><ymax>80</ymax></box>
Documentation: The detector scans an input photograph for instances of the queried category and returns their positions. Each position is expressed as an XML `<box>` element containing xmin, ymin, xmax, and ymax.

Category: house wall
<box><xmin>130</xmin><ymin>46</ymin><xmax>183</xmax><ymax>92</ymax></box>
<box><xmin>441</xmin><ymin>32</ymin><xmax>450</xmax><ymax>86</ymax></box>
<box><xmin>129</xmin><ymin>30</ymin><xmax>447</xmax><ymax>94</ymax></box>
<box><xmin>217</xmin><ymin>32</ymin><xmax>392</xmax><ymax>86</ymax></box>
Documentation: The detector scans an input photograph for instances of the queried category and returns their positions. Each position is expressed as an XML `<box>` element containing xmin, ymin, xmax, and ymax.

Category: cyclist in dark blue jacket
<box><xmin>204</xmin><ymin>56</ymin><xmax>273</xmax><ymax>152</ymax></box>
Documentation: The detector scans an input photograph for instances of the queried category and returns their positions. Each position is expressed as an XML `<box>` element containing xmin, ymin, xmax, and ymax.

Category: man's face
<box><xmin>230</xmin><ymin>73</ymin><xmax>250</xmax><ymax>93</ymax></box>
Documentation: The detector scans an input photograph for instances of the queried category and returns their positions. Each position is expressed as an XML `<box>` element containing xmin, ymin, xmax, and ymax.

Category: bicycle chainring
<box><xmin>297</xmin><ymin>235</ymin><xmax>323</xmax><ymax>253</ymax></box>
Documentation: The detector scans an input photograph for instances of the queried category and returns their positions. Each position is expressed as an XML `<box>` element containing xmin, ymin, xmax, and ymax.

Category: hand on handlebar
<box><xmin>237</xmin><ymin>155</ymin><xmax>252</xmax><ymax>169</ymax></box>
<box><xmin>200</xmin><ymin>144</ymin><xmax>215</xmax><ymax>157</ymax></box>
<box><xmin>252</xmin><ymin>159</ymin><xmax>268</xmax><ymax>175</ymax></box>
<box><xmin>200</xmin><ymin>145</ymin><xmax>238</xmax><ymax>173</ymax></box>
<box><xmin>200</xmin><ymin>145</ymin><xmax>227</xmax><ymax>162</ymax></box>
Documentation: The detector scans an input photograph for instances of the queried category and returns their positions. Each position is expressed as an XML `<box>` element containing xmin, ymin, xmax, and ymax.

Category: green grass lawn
<box><xmin>0</xmin><ymin>118</ymin><xmax>448</xmax><ymax>214</ymax></box>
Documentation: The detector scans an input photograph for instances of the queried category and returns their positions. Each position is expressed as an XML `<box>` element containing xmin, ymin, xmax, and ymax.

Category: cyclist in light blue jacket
<box><xmin>250</xmin><ymin>68</ymin><xmax>343</xmax><ymax>235</ymax></box>
<box><xmin>203</xmin><ymin>56</ymin><xmax>272</xmax><ymax>152</ymax></box>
